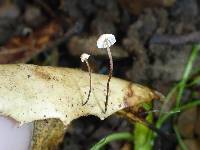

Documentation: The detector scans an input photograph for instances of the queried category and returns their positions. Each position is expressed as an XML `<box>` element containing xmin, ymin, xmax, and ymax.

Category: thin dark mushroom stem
<box><xmin>82</xmin><ymin>60</ymin><xmax>92</xmax><ymax>105</ymax></box>
<box><xmin>104</xmin><ymin>40</ymin><xmax>113</xmax><ymax>113</ymax></box>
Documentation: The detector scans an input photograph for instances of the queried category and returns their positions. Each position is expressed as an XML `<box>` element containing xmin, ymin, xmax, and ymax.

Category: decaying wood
<box><xmin>31</xmin><ymin>119</ymin><xmax>65</xmax><ymax>150</ymax></box>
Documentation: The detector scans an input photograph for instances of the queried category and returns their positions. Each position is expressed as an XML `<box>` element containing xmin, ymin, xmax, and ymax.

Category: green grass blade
<box><xmin>187</xmin><ymin>75</ymin><xmax>200</xmax><ymax>87</ymax></box>
<box><xmin>157</xmin><ymin>100</ymin><xmax>200</xmax><ymax>128</ymax></box>
<box><xmin>134</xmin><ymin>122</ymin><xmax>154</xmax><ymax>150</ymax></box>
<box><xmin>134</xmin><ymin>103</ymin><xmax>154</xmax><ymax>150</ymax></box>
<box><xmin>90</xmin><ymin>132</ymin><xmax>133</xmax><ymax>150</ymax></box>
<box><xmin>176</xmin><ymin>45</ymin><xmax>200</xmax><ymax>107</ymax></box>
<box><xmin>173</xmin><ymin>125</ymin><xmax>188</xmax><ymax>150</ymax></box>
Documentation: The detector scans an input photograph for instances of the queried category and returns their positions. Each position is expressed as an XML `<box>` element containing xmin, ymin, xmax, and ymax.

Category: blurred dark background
<box><xmin>0</xmin><ymin>0</ymin><xmax>200</xmax><ymax>150</ymax></box>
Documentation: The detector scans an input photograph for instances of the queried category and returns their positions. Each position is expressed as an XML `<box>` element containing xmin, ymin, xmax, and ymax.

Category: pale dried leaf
<box><xmin>0</xmin><ymin>64</ymin><xmax>159</xmax><ymax>126</ymax></box>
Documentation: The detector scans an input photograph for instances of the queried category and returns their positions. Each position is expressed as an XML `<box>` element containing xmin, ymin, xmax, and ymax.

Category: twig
<box><xmin>42</xmin><ymin>21</ymin><xmax>84</xmax><ymax>52</ymax></box>
<box><xmin>33</xmin><ymin>0</ymin><xmax>56</xmax><ymax>18</ymax></box>
<box><xmin>150</xmin><ymin>32</ymin><xmax>200</xmax><ymax>45</ymax></box>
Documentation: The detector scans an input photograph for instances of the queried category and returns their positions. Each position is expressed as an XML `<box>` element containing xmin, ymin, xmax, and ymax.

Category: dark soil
<box><xmin>0</xmin><ymin>0</ymin><xmax>200</xmax><ymax>150</ymax></box>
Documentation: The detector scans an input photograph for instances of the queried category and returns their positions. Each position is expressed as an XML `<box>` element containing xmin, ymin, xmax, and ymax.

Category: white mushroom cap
<box><xmin>97</xmin><ymin>34</ymin><xmax>116</xmax><ymax>48</ymax></box>
<box><xmin>80</xmin><ymin>53</ymin><xmax>90</xmax><ymax>62</ymax></box>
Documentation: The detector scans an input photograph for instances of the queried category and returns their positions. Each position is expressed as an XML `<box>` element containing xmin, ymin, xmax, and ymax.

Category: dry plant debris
<box><xmin>0</xmin><ymin>64</ymin><xmax>159</xmax><ymax>126</ymax></box>
<box><xmin>0</xmin><ymin>21</ymin><xmax>61</xmax><ymax>64</ymax></box>
<box><xmin>120</xmin><ymin>0</ymin><xmax>176</xmax><ymax>15</ymax></box>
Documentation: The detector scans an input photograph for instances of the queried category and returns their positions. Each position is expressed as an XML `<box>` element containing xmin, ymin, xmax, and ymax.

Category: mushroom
<box><xmin>97</xmin><ymin>34</ymin><xmax>116</xmax><ymax>113</ymax></box>
<box><xmin>80</xmin><ymin>53</ymin><xmax>92</xmax><ymax>105</ymax></box>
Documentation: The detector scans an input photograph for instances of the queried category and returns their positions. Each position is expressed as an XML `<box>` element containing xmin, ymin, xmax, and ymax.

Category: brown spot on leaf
<box><xmin>127</xmin><ymin>83</ymin><xmax>134</xmax><ymax>97</ymax></box>
<box><xmin>123</xmin><ymin>83</ymin><xmax>135</xmax><ymax>107</ymax></box>
<box><xmin>34</xmin><ymin>67</ymin><xmax>52</xmax><ymax>81</ymax></box>
<box><xmin>52</xmin><ymin>76</ymin><xmax>59</xmax><ymax>81</ymax></box>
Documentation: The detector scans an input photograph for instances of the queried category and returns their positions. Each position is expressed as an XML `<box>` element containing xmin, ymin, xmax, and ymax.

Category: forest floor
<box><xmin>0</xmin><ymin>0</ymin><xmax>200</xmax><ymax>150</ymax></box>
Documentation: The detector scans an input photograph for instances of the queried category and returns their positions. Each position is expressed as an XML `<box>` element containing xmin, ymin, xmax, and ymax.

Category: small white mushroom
<box><xmin>80</xmin><ymin>53</ymin><xmax>92</xmax><ymax>105</ymax></box>
<box><xmin>97</xmin><ymin>34</ymin><xmax>116</xmax><ymax>48</ymax></box>
<box><xmin>80</xmin><ymin>53</ymin><xmax>90</xmax><ymax>63</ymax></box>
<box><xmin>97</xmin><ymin>34</ymin><xmax>116</xmax><ymax>113</ymax></box>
